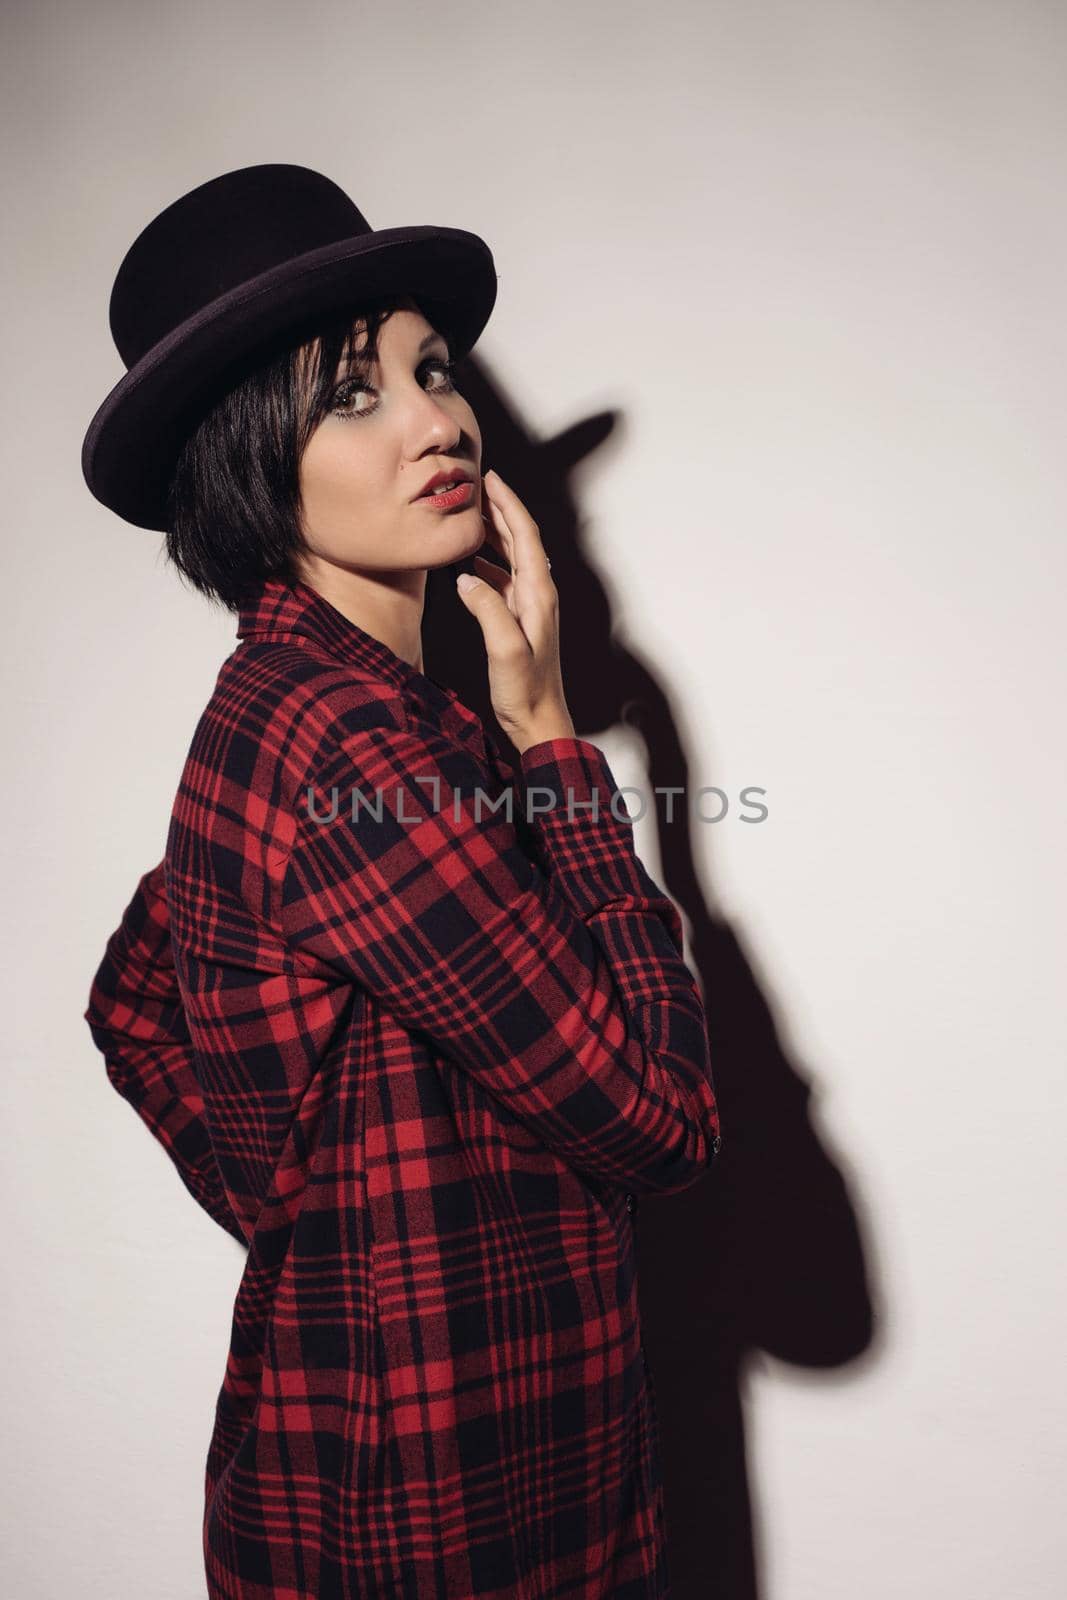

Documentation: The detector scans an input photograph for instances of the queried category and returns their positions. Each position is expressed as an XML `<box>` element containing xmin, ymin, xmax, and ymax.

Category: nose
<box><xmin>407</xmin><ymin>378</ymin><xmax>462</xmax><ymax>451</ymax></box>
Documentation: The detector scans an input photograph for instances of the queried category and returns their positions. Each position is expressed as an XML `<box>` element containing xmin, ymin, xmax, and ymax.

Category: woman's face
<box><xmin>296</xmin><ymin>301</ymin><xmax>485</xmax><ymax>577</ymax></box>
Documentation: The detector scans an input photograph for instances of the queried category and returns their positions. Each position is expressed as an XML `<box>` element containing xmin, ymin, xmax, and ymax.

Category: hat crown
<box><xmin>109</xmin><ymin>164</ymin><xmax>372</xmax><ymax>369</ymax></box>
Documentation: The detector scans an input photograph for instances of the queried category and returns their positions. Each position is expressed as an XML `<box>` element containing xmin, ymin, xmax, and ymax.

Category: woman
<box><xmin>83</xmin><ymin>164</ymin><xmax>722</xmax><ymax>1600</ymax></box>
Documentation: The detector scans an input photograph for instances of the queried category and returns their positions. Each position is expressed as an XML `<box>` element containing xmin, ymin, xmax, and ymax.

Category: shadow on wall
<box><xmin>423</xmin><ymin>348</ymin><xmax>881</xmax><ymax>1600</ymax></box>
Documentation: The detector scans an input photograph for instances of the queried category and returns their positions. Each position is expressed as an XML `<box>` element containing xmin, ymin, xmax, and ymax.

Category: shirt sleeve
<box><xmin>84</xmin><ymin>860</ymin><xmax>248</xmax><ymax>1246</ymax></box>
<box><xmin>279</xmin><ymin>716</ymin><xmax>721</xmax><ymax>1195</ymax></box>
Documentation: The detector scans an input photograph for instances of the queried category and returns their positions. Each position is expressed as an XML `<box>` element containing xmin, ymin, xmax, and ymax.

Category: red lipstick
<box><xmin>414</xmin><ymin>480</ymin><xmax>475</xmax><ymax>510</ymax></box>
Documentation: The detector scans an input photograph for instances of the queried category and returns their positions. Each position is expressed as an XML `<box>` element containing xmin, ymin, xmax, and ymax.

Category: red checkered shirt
<box><xmin>84</xmin><ymin>575</ymin><xmax>721</xmax><ymax>1599</ymax></box>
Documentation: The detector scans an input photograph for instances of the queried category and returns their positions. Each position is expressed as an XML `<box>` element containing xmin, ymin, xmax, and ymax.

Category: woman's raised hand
<box><xmin>456</xmin><ymin>468</ymin><xmax>575</xmax><ymax>755</ymax></box>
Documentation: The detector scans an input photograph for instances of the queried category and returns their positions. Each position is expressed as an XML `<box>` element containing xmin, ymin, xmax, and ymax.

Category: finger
<box><xmin>472</xmin><ymin>553</ymin><xmax>513</xmax><ymax>598</ymax></box>
<box><xmin>455</xmin><ymin>570</ymin><xmax>529</xmax><ymax>658</ymax></box>
<box><xmin>481</xmin><ymin>481</ymin><xmax>515</xmax><ymax>571</ymax></box>
<box><xmin>479</xmin><ymin>504</ymin><xmax>512</xmax><ymax>569</ymax></box>
<box><xmin>484</xmin><ymin>469</ymin><xmax>551</xmax><ymax>581</ymax></box>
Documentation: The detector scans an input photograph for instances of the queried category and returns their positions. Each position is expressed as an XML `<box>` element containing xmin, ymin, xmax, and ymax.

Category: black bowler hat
<box><xmin>81</xmin><ymin>163</ymin><xmax>498</xmax><ymax>532</ymax></box>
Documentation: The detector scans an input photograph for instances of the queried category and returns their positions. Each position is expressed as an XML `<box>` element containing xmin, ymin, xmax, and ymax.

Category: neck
<box><xmin>295</xmin><ymin>556</ymin><xmax>427</xmax><ymax>673</ymax></box>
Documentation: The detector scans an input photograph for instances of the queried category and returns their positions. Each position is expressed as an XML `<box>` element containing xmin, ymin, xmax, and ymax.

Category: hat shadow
<box><xmin>422</xmin><ymin>351</ymin><xmax>881</xmax><ymax>1600</ymax></box>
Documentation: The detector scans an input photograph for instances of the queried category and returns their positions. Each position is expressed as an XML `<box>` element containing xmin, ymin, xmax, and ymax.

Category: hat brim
<box><xmin>82</xmin><ymin>225</ymin><xmax>497</xmax><ymax>532</ymax></box>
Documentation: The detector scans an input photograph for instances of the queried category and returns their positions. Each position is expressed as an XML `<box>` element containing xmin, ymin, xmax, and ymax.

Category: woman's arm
<box><xmin>84</xmin><ymin>860</ymin><xmax>247</xmax><ymax>1245</ymax></box>
<box><xmin>280</xmin><ymin>711</ymin><xmax>721</xmax><ymax>1196</ymax></box>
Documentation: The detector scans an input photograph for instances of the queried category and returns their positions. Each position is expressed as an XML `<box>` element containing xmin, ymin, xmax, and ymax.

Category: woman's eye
<box><xmin>425</xmin><ymin>357</ymin><xmax>457</xmax><ymax>392</ymax></box>
<box><xmin>330</xmin><ymin>379</ymin><xmax>374</xmax><ymax>419</ymax></box>
<box><xmin>330</xmin><ymin>358</ymin><xmax>457</xmax><ymax>421</ymax></box>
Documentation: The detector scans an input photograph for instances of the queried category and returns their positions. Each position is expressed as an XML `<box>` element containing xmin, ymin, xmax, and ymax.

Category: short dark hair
<box><xmin>164</xmin><ymin>292</ymin><xmax>438</xmax><ymax>612</ymax></box>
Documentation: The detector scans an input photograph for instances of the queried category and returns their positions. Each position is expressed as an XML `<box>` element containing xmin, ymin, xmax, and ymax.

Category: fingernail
<box><xmin>456</xmin><ymin>572</ymin><xmax>479</xmax><ymax>593</ymax></box>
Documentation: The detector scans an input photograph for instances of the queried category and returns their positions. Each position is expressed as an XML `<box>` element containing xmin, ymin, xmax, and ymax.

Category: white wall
<box><xmin>3</xmin><ymin>1</ymin><xmax>1063</xmax><ymax>1595</ymax></box>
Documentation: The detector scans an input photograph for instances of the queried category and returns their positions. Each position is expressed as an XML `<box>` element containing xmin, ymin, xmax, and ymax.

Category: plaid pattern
<box><xmin>84</xmin><ymin>576</ymin><xmax>721</xmax><ymax>1599</ymax></box>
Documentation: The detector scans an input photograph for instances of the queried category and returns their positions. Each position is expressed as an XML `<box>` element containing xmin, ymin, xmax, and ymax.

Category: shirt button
<box><xmin>712</xmin><ymin>1134</ymin><xmax>722</xmax><ymax>1154</ymax></box>
<box><xmin>625</xmin><ymin>1193</ymin><xmax>637</xmax><ymax>1213</ymax></box>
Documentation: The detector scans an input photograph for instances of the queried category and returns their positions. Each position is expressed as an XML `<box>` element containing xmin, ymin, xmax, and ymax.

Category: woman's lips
<box><xmin>414</xmin><ymin>480</ymin><xmax>475</xmax><ymax>509</ymax></box>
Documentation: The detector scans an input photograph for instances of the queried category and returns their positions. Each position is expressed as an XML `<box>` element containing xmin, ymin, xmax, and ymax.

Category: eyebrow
<box><xmin>339</xmin><ymin>330</ymin><xmax>449</xmax><ymax>374</ymax></box>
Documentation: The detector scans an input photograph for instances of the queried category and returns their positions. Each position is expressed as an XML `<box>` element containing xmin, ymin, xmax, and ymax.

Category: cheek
<box><xmin>300</xmin><ymin>429</ymin><xmax>375</xmax><ymax>516</ymax></box>
<box><xmin>461</xmin><ymin>399</ymin><xmax>482</xmax><ymax>450</ymax></box>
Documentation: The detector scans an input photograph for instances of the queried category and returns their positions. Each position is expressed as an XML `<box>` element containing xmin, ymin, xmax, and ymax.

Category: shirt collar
<box><xmin>235</xmin><ymin>577</ymin><xmax>490</xmax><ymax>759</ymax></box>
<box><xmin>236</xmin><ymin>575</ymin><xmax>417</xmax><ymax>691</ymax></box>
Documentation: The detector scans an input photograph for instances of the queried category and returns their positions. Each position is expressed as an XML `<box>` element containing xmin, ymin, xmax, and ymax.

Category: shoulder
<box><xmin>193</xmin><ymin>641</ymin><xmax>411</xmax><ymax>791</ymax></box>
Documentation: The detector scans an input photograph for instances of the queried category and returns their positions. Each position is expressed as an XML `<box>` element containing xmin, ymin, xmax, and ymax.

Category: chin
<box><xmin>433</xmin><ymin>511</ymin><xmax>487</xmax><ymax>566</ymax></box>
